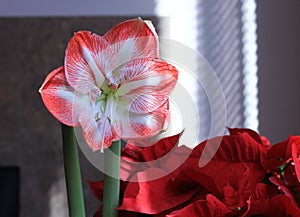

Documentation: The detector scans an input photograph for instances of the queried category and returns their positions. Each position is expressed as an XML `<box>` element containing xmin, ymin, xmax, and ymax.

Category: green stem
<box><xmin>102</xmin><ymin>140</ymin><xmax>121</xmax><ymax>217</ymax></box>
<box><xmin>61</xmin><ymin>124</ymin><xmax>86</xmax><ymax>217</ymax></box>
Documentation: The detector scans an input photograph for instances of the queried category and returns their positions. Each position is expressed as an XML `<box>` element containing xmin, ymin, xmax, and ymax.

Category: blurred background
<box><xmin>0</xmin><ymin>0</ymin><xmax>299</xmax><ymax>216</ymax></box>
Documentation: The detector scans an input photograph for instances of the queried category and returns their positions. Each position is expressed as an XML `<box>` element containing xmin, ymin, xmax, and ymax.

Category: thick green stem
<box><xmin>102</xmin><ymin>140</ymin><xmax>121</xmax><ymax>217</ymax></box>
<box><xmin>61</xmin><ymin>124</ymin><xmax>86</xmax><ymax>217</ymax></box>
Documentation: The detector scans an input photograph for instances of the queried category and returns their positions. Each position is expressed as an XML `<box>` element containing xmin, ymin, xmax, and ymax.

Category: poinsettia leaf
<box><xmin>120</xmin><ymin>133</ymin><xmax>183</xmax><ymax>181</ymax></box>
<box><xmin>122</xmin><ymin>133</ymin><xmax>182</xmax><ymax>162</ymax></box>
<box><xmin>247</xmin><ymin>183</ymin><xmax>278</xmax><ymax>216</ymax></box>
<box><xmin>87</xmin><ymin>180</ymin><xmax>104</xmax><ymax>201</ymax></box>
<box><xmin>263</xmin><ymin>135</ymin><xmax>300</xmax><ymax>171</ymax></box>
<box><xmin>191</xmin><ymin>133</ymin><xmax>267</xmax><ymax>164</ymax></box>
<box><xmin>141</xmin><ymin>133</ymin><xmax>182</xmax><ymax>162</ymax></box>
<box><xmin>292</xmin><ymin>141</ymin><xmax>300</xmax><ymax>184</ymax></box>
<box><xmin>206</xmin><ymin>194</ymin><xmax>234</xmax><ymax>216</ymax></box>
<box><xmin>119</xmin><ymin>167</ymin><xmax>201</xmax><ymax>214</ymax></box>
<box><xmin>189</xmin><ymin>133</ymin><xmax>268</xmax><ymax>194</ymax></box>
<box><xmin>93</xmin><ymin>206</ymin><xmax>139</xmax><ymax>217</ymax></box>
<box><xmin>269</xmin><ymin>176</ymin><xmax>298</xmax><ymax>207</ymax></box>
<box><xmin>228</xmin><ymin>127</ymin><xmax>266</xmax><ymax>146</ymax></box>
<box><xmin>260</xmin><ymin>136</ymin><xmax>271</xmax><ymax>147</ymax></box>
<box><xmin>264</xmin><ymin>137</ymin><xmax>293</xmax><ymax>170</ymax></box>
<box><xmin>166</xmin><ymin>195</ymin><xmax>232</xmax><ymax>217</ymax></box>
<box><xmin>266</xmin><ymin>194</ymin><xmax>300</xmax><ymax>217</ymax></box>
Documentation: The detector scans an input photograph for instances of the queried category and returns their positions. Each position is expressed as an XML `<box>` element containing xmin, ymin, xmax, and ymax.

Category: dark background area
<box><xmin>0</xmin><ymin>168</ymin><xmax>19</xmax><ymax>217</ymax></box>
<box><xmin>257</xmin><ymin>0</ymin><xmax>300</xmax><ymax>143</ymax></box>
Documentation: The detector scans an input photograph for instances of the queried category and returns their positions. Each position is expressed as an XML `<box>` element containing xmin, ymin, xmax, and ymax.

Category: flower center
<box><xmin>93</xmin><ymin>81</ymin><xmax>118</xmax><ymax>123</ymax></box>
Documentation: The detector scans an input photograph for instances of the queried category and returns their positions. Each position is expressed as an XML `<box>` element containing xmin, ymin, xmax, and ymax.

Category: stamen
<box><xmin>99</xmin><ymin>94</ymin><xmax>115</xmax><ymax>152</ymax></box>
<box><xmin>93</xmin><ymin>100</ymin><xmax>104</xmax><ymax>122</ymax></box>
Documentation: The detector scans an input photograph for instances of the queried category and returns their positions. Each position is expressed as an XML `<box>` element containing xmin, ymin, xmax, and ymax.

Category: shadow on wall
<box><xmin>257</xmin><ymin>0</ymin><xmax>300</xmax><ymax>143</ymax></box>
<box><xmin>0</xmin><ymin>167</ymin><xmax>19</xmax><ymax>217</ymax></box>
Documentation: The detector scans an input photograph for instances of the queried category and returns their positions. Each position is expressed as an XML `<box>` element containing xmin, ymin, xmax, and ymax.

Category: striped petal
<box><xmin>112</xmin><ymin>100</ymin><xmax>169</xmax><ymax>140</ymax></box>
<box><xmin>103</xmin><ymin>18</ymin><xmax>159</xmax><ymax>67</ymax></box>
<box><xmin>79</xmin><ymin>108</ymin><xmax>118</xmax><ymax>151</ymax></box>
<box><xmin>116</xmin><ymin>58</ymin><xmax>178</xmax><ymax>113</ymax></box>
<box><xmin>39</xmin><ymin>66</ymin><xmax>79</xmax><ymax>126</ymax></box>
<box><xmin>64</xmin><ymin>31</ymin><xmax>116</xmax><ymax>94</ymax></box>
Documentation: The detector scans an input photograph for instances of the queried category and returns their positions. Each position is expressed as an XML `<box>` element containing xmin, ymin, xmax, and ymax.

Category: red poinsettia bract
<box><xmin>88</xmin><ymin>128</ymin><xmax>300</xmax><ymax>216</ymax></box>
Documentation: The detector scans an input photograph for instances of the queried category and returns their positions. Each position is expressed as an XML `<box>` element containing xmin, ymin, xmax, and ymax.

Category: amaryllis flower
<box><xmin>39</xmin><ymin>18</ymin><xmax>178</xmax><ymax>151</ymax></box>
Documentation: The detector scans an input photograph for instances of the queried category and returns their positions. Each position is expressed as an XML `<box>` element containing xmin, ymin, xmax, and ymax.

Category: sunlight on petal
<box><xmin>82</xmin><ymin>46</ymin><xmax>105</xmax><ymax>86</ymax></box>
<box><xmin>103</xmin><ymin>18</ymin><xmax>159</xmax><ymax>62</ymax></box>
<box><xmin>115</xmin><ymin>38</ymin><xmax>135</xmax><ymax>65</ymax></box>
<box><xmin>112</xmin><ymin>103</ymin><xmax>167</xmax><ymax>140</ymax></box>
<box><xmin>116</xmin><ymin>76</ymin><xmax>161</xmax><ymax>96</ymax></box>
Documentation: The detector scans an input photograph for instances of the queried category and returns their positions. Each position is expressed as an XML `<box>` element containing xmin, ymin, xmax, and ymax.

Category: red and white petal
<box><xmin>137</xmin><ymin>99</ymin><xmax>185</xmax><ymax>145</ymax></box>
<box><xmin>125</xmin><ymin>101</ymin><xmax>173</xmax><ymax>147</ymax></box>
<box><xmin>116</xmin><ymin>58</ymin><xmax>178</xmax><ymax>113</ymax></box>
<box><xmin>112</xmin><ymin>101</ymin><xmax>169</xmax><ymax>140</ymax></box>
<box><xmin>39</xmin><ymin>66</ymin><xmax>80</xmax><ymax>126</ymax></box>
<box><xmin>79</xmin><ymin>110</ymin><xmax>118</xmax><ymax>151</ymax></box>
<box><xmin>65</xmin><ymin>31</ymin><xmax>116</xmax><ymax>94</ymax></box>
<box><xmin>103</xmin><ymin>18</ymin><xmax>159</xmax><ymax>66</ymax></box>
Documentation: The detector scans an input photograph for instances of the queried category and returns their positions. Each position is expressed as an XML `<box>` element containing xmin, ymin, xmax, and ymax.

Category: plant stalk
<box><xmin>61</xmin><ymin>124</ymin><xmax>86</xmax><ymax>217</ymax></box>
<box><xmin>102</xmin><ymin>140</ymin><xmax>121</xmax><ymax>217</ymax></box>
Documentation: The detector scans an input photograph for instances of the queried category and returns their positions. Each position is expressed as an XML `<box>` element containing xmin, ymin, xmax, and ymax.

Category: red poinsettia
<box><xmin>91</xmin><ymin>128</ymin><xmax>300</xmax><ymax>216</ymax></box>
<box><xmin>88</xmin><ymin>129</ymin><xmax>300</xmax><ymax>216</ymax></box>
<box><xmin>263</xmin><ymin>135</ymin><xmax>300</xmax><ymax>216</ymax></box>
<box><xmin>156</xmin><ymin>128</ymin><xmax>269</xmax><ymax>217</ymax></box>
